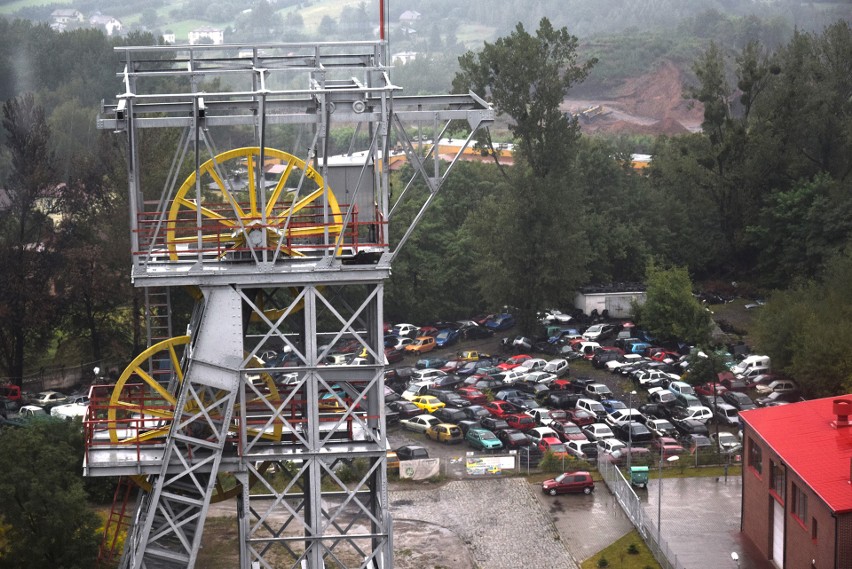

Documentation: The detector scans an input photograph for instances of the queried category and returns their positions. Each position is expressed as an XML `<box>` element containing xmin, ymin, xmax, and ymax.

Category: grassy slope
<box><xmin>0</xmin><ymin>0</ymin><xmax>71</xmax><ymax>15</ymax></box>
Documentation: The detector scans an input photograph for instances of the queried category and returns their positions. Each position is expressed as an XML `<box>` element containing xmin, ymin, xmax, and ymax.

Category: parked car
<box><xmin>543</xmin><ymin>358</ymin><xmax>570</xmax><ymax>377</ymax></box>
<box><xmin>754</xmin><ymin>379</ymin><xmax>798</xmax><ymax>396</ymax></box>
<box><xmin>576</xmin><ymin>398</ymin><xmax>607</xmax><ymax>420</ymax></box>
<box><xmin>583</xmin><ymin>383</ymin><xmax>614</xmax><ymax>401</ymax></box>
<box><xmin>668</xmin><ymin>381</ymin><xmax>696</xmax><ymax>397</ymax></box>
<box><xmin>392</xmin><ymin>323</ymin><xmax>420</xmax><ymax>338</ymax></box>
<box><xmin>497</xmin><ymin>354</ymin><xmax>532</xmax><ymax>370</ymax></box>
<box><xmin>432</xmin><ymin>407</ymin><xmax>467</xmax><ymax>424</ymax></box>
<box><xmin>415</xmin><ymin>356</ymin><xmax>449</xmax><ymax>370</ymax></box>
<box><xmin>485</xmin><ymin>313</ymin><xmax>515</xmax><ymax>331</ymax></box>
<box><xmin>605</xmin><ymin>408</ymin><xmax>646</xmax><ymax>428</ymax></box>
<box><xmin>484</xmin><ymin>400</ymin><xmax>521</xmax><ymax>419</ymax></box>
<box><xmin>756</xmin><ymin>391</ymin><xmax>803</xmax><ymax>407</ymax></box>
<box><xmin>30</xmin><ymin>391</ymin><xmax>68</xmax><ymax>410</ymax></box>
<box><xmin>711</xmin><ymin>432</ymin><xmax>742</xmax><ymax>454</ymax></box>
<box><xmin>465</xmin><ymin>427</ymin><xmax>504</xmax><ymax>450</ymax></box>
<box><xmin>597</xmin><ymin>437</ymin><xmax>627</xmax><ymax>455</ymax></box>
<box><xmin>564</xmin><ymin>407</ymin><xmax>597</xmax><ymax>427</ymax></box>
<box><xmin>396</xmin><ymin>444</ymin><xmax>429</xmax><ymax>461</ymax></box>
<box><xmin>722</xmin><ymin>391</ymin><xmax>757</xmax><ymax>412</ymax></box>
<box><xmin>645</xmin><ymin>418</ymin><xmax>678</xmax><ymax>439</ymax></box>
<box><xmin>527</xmin><ymin>426</ymin><xmax>560</xmax><ymax>446</ymax></box>
<box><xmin>456</xmin><ymin>387</ymin><xmax>488</xmax><ymax>405</ymax></box>
<box><xmin>581</xmin><ymin>423</ymin><xmax>615</xmax><ymax>442</ymax></box>
<box><xmin>461</xmin><ymin>405</ymin><xmax>491</xmax><ymax>421</ymax></box>
<box><xmin>385</xmin><ymin>348</ymin><xmax>405</xmax><ymax>364</ymax></box>
<box><xmin>565</xmin><ymin>440</ymin><xmax>599</xmax><ymax>462</ymax></box>
<box><xmin>612</xmin><ymin>421</ymin><xmax>654</xmax><ymax>445</ymax></box>
<box><xmin>583</xmin><ymin>324</ymin><xmax>617</xmax><ymax>342</ymax></box>
<box><xmin>434</xmin><ymin>328</ymin><xmax>461</xmax><ymax>348</ymax></box>
<box><xmin>387</xmin><ymin>400</ymin><xmax>421</xmax><ymax>420</ymax></box>
<box><xmin>405</xmin><ymin>336</ymin><xmax>436</xmax><ymax>354</ymax></box>
<box><xmin>497</xmin><ymin>428</ymin><xmax>532</xmax><ymax>449</ymax></box>
<box><xmin>400</xmin><ymin>414</ymin><xmax>440</xmax><ymax>433</ymax></box>
<box><xmin>480</xmin><ymin>415</ymin><xmax>511</xmax><ymax>433</ymax></box>
<box><xmin>669</xmin><ymin>405</ymin><xmax>713</xmax><ymax>424</ymax></box>
<box><xmin>431</xmin><ymin>390</ymin><xmax>470</xmax><ymax>408</ymax></box>
<box><xmin>425</xmin><ymin>423</ymin><xmax>463</xmax><ymax>444</ymax></box>
<box><xmin>650</xmin><ymin>437</ymin><xmax>686</xmax><ymax>457</ymax></box>
<box><xmin>505</xmin><ymin>413</ymin><xmax>536</xmax><ymax>431</ymax></box>
<box><xmin>672</xmin><ymin>418</ymin><xmax>710</xmax><ymax>437</ymax></box>
<box><xmin>712</xmin><ymin>403</ymin><xmax>741</xmax><ymax>427</ymax></box>
<box><xmin>410</xmin><ymin>395</ymin><xmax>446</xmax><ymax>414</ymax></box>
<box><xmin>648</xmin><ymin>388</ymin><xmax>676</xmax><ymax>406</ymax></box>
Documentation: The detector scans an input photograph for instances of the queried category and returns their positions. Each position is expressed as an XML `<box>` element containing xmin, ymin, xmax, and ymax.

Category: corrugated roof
<box><xmin>741</xmin><ymin>395</ymin><xmax>852</xmax><ymax>513</ymax></box>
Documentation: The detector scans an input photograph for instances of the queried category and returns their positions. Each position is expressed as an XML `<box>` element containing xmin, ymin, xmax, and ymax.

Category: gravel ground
<box><xmin>390</xmin><ymin>478</ymin><xmax>579</xmax><ymax>569</ymax></box>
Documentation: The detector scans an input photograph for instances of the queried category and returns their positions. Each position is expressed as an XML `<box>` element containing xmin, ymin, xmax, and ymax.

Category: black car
<box><xmin>464</xmin><ymin>325</ymin><xmax>494</xmax><ymax>340</ymax></box>
<box><xmin>387</xmin><ymin>400</ymin><xmax>420</xmax><ymax>419</ymax></box>
<box><xmin>461</xmin><ymin>405</ymin><xmax>491</xmax><ymax>421</ymax></box>
<box><xmin>457</xmin><ymin>419</ymin><xmax>480</xmax><ymax>436</ymax></box>
<box><xmin>543</xmin><ymin>392</ymin><xmax>581</xmax><ymax>410</ymax></box>
<box><xmin>497</xmin><ymin>428</ymin><xmax>531</xmax><ymax>448</ymax></box>
<box><xmin>384</xmin><ymin>405</ymin><xmax>400</xmax><ymax>427</ymax></box>
<box><xmin>637</xmin><ymin>403</ymin><xmax>669</xmax><ymax>419</ymax></box>
<box><xmin>506</xmin><ymin>396</ymin><xmax>538</xmax><ymax>411</ymax></box>
<box><xmin>673</xmin><ymin>418</ymin><xmax>710</xmax><ymax>437</ymax></box>
<box><xmin>568</xmin><ymin>377</ymin><xmax>596</xmax><ymax>393</ymax></box>
<box><xmin>433</xmin><ymin>407</ymin><xmax>467</xmax><ymax>424</ymax></box>
<box><xmin>722</xmin><ymin>391</ymin><xmax>757</xmax><ymax>411</ymax></box>
<box><xmin>428</xmin><ymin>390</ymin><xmax>471</xmax><ymax>408</ymax></box>
<box><xmin>480</xmin><ymin>416</ymin><xmax>510</xmax><ymax>432</ymax></box>
<box><xmin>612</xmin><ymin>421</ymin><xmax>654</xmax><ymax>445</ymax></box>
<box><xmin>756</xmin><ymin>391</ymin><xmax>802</xmax><ymax>407</ymax></box>
<box><xmin>430</xmin><ymin>374</ymin><xmax>463</xmax><ymax>390</ymax></box>
<box><xmin>396</xmin><ymin>445</ymin><xmax>429</xmax><ymax>461</ymax></box>
<box><xmin>592</xmin><ymin>350</ymin><xmax>622</xmax><ymax>369</ymax></box>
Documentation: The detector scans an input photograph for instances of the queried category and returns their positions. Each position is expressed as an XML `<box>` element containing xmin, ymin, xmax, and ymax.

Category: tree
<box><xmin>0</xmin><ymin>419</ymin><xmax>100</xmax><ymax>569</ymax></box>
<box><xmin>453</xmin><ymin>17</ymin><xmax>596</xmax><ymax>178</ymax></box>
<box><xmin>634</xmin><ymin>264</ymin><xmax>711</xmax><ymax>345</ymax></box>
<box><xmin>0</xmin><ymin>95</ymin><xmax>59</xmax><ymax>384</ymax></box>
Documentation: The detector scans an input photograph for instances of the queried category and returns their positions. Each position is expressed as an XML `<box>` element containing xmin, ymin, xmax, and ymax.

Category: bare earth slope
<box><xmin>563</xmin><ymin>61</ymin><xmax>704</xmax><ymax>136</ymax></box>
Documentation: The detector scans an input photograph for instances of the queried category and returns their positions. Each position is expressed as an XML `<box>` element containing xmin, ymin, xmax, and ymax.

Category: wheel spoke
<box><xmin>203</xmin><ymin>162</ymin><xmax>247</xmax><ymax>219</ymax></box>
<box><xmin>173</xmin><ymin>197</ymin><xmax>237</xmax><ymax>228</ymax></box>
<box><xmin>265</xmin><ymin>157</ymin><xmax>296</xmax><ymax>217</ymax></box>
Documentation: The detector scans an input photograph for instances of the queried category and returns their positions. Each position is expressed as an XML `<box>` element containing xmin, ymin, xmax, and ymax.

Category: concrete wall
<box><xmin>574</xmin><ymin>291</ymin><xmax>645</xmax><ymax>318</ymax></box>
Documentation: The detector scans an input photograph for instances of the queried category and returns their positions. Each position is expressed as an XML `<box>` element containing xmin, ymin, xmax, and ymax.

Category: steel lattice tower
<box><xmin>84</xmin><ymin>39</ymin><xmax>492</xmax><ymax>569</ymax></box>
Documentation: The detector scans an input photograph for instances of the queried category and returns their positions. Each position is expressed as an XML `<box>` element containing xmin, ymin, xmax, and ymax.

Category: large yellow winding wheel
<box><xmin>165</xmin><ymin>147</ymin><xmax>344</xmax><ymax>260</ymax></box>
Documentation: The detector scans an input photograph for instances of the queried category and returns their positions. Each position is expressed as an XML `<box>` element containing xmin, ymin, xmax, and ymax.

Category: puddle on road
<box><xmin>392</xmin><ymin>499</ymin><xmax>413</xmax><ymax>506</ymax></box>
<box><xmin>549</xmin><ymin>499</ymin><xmax>565</xmax><ymax>513</ymax></box>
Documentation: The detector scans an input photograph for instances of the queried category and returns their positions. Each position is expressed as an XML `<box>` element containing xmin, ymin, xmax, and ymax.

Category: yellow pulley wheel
<box><xmin>165</xmin><ymin>147</ymin><xmax>343</xmax><ymax>260</ymax></box>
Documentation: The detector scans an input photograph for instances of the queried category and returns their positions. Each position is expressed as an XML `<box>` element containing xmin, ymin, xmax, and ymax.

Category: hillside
<box><xmin>564</xmin><ymin>61</ymin><xmax>704</xmax><ymax>136</ymax></box>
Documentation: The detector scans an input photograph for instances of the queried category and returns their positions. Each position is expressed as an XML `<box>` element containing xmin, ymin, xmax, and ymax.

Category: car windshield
<box><xmin>555</xmin><ymin>473</ymin><xmax>568</xmax><ymax>483</ymax></box>
<box><xmin>564</xmin><ymin>425</ymin><xmax>582</xmax><ymax>434</ymax></box>
<box><xmin>481</xmin><ymin>431</ymin><xmax>498</xmax><ymax>440</ymax></box>
<box><xmin>548</xmin><ymin>443</ymin><xmax>567</xmax><ymax>453</ymax></box>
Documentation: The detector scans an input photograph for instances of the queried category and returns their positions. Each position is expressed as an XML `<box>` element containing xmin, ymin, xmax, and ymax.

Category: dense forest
<box><xmin>1</xmin><ymin>4</ymin><xmax>851</xmax><ymax>397</ymax></box>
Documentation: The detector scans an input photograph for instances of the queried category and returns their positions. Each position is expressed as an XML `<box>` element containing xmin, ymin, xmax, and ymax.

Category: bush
<box><xmin>627</xmin><ymin>542</ymin><xmax>640</xmax><ymax>555</ymax></box>
<box><xmin>597</xmin><ymin>557</ymin><xmax>609</xmax><ymax>567</ymax></box>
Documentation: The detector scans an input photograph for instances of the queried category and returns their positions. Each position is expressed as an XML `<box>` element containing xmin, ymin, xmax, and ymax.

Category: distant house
<box><xmin>398</xmin><ymin>10</ymin><xmax>421</xmax><ymax>26</ymax></box>
<box><xmin>162</xmin><ymin>32</ymin><xmax>176</xmax><ymax>44</ymax></box>
<box><xmin>89</xmin><ymin>13</ymin><xmax>122</xmax><ymax>36</ymax></box>
<box><xmin>51</xmin><ymin>9</ymin><xmax>84</xmax><ymax>24</ymax></box>
<box><xmin>391</xmin><ymin>51</ymin><xmax>417</xmax><ymax>65</ymax></box>
<box><xmin>188</xmin><ymin>27</ymin><xmax>224</xmax><ymax>45</ymax></box>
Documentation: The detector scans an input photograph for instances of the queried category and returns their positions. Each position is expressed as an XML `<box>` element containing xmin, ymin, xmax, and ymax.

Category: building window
<box><xmin>748</xmin><ymin>437</ymin><xmax>762</xmax><ymax>475</ymax></box>
<box><xmin>811</xmin><ymin>517</ymin><xmax>818</xmax><ymax>541</ymax></box>
<box><xmin>792</xmin><ymin>483</ymin><xmax>808</xmax><ymax>524</ymax></box>
<box><xmin>770</xmin><ymin>460</ymin><xmax>786</xmax><ymax>502</ymax></box>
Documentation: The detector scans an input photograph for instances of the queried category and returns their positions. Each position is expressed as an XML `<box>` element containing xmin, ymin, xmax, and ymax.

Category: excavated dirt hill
<box><xmin>563</xmin><ymin>60</ymin><xmax>704</xmax><ymax>136</ymax></box>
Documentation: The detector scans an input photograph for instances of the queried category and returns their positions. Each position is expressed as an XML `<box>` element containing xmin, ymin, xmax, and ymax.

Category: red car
<box><xmin>497</xmin><ymin>354</ymin><xmax>532</xmax><ymax>371</ymax></box>
<box><xmin>551</xmin><ymin>420</ymin><xmax>587</xmax><ymax>442</ymax></box>
<box><xmin>484</xmin><ymin>400</ymin><xmax>521</xmax><ymax>419</ymax></box>
<box><xmin>385</xmin><ymin>347</ymin><xmax>404</xmax><ymax>364</ymax></box>
<box><xmin>505</xmin><ymin>413</ymin><xmax>536</xmax><ymax>431</ymax></box>
<box><xmin>538</xmin><ymin>436</ymin><xmax>570</xmax><ymax>458</ymax></box>
<box><xmin>456</xmin><ymin>387</ymin><xmax>487</xmax><ymax>405</ymax></box>
<box><xmin>549</xmin><ymin>378</ymin><xmax>573</xmax><ymax>391</ymax></box>
<box><xmin>565</xmin><ymin>408</ymin><xmax>596</xmax><ymax>427</ymax></box>
<box><xmin>694</xmin><ymin>382</ymin><xmax>728</xmax><ymax>398</ymax></box>
<box><xmin>542</xmin><ymin>471</ymin><xmax>595</xmax><ymax>495</ymax></box>
<box><xmin>651</xmin><ymin>437</ymin><xmax>686</xmax><ymax>458</ymax></box>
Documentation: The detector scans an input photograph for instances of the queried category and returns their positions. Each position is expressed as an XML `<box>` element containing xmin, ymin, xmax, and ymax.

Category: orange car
<box><xmin>404</xmin><ymin>336</ymin><xmax>436</xmax><ymax>354</ymax></box>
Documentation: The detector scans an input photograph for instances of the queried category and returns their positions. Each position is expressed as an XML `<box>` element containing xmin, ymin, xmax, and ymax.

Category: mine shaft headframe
<box><xmin>97</xmin><ymin>41</ymin><xmax>493</xmax><ymax>285</ymax></box>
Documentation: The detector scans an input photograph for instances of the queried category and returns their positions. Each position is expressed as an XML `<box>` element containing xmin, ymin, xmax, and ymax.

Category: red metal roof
<box><xmin>741</xmin><ymin>395</ymin><xmax>852</xmax><ymax>513</ymax></box>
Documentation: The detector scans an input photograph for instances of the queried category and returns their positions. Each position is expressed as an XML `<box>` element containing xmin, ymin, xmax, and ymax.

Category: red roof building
<box><xmin>740</xmin><ymin>396</ymin><xmax>852</xmax><ymax>569</ymax></box>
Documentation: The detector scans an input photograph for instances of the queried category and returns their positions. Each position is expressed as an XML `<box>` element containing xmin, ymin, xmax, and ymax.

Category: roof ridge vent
<box><xmin>831</xmin><ymin>398</ymin><xmax>852</xmax><ymax>429</ymax></box>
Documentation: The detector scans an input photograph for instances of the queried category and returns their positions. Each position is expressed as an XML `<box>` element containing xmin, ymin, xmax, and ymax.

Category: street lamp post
<box><xmin>658</xmin><ymin>454</ymin><xmax>679</xmax><ymax>544</ymax></box>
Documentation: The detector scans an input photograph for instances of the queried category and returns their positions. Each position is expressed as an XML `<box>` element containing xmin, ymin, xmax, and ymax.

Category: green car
<box><xmin>465</xmin><ymin>427</ymin><xmax>504</xmax><ymax>451</ymax></box>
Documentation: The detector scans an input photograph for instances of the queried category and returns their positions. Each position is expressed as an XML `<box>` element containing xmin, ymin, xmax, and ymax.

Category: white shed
<box><xmin>574</xmin><ymin>285</ymin><xmax>646</xmax><ymax>319</ymax></box>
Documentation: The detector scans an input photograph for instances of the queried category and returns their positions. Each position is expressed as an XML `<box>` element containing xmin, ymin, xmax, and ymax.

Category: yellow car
<box><xmin>458</xmin><ymin>350</ymin><xmax>482</xmax><ymax>362</ymax></box>
<box><xmin>425</xmin><ymin>423</ymin><xmax>463</xmax><ymax>444</ymax></box>
<box><xmin>404</xmin><ymin>336</ymin><xmax>436</xmax><ymax>354</ymax></box>
<box><xmin>410</xmin><ymin>395</ymin><xmax>446</xmax><ymax>413</ymax></box>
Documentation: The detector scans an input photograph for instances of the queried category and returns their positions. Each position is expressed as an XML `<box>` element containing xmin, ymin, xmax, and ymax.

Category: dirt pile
<box><xmin>564</xmin><ymin>60</ymin><xmax>704</xmax><ymax>136</ymax></box>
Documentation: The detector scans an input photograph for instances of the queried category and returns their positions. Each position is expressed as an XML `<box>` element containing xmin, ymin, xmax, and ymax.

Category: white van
<box><xmin>737</xmin><ymin>366</ymin><xmax>771</xmax><ymax>382</ymax></box>
<box><xmin>543</xmin><ymin>358</ymin><xmax>569</xmax><ymax>377</ymax></box>
<box><xmin>731</xmin><ymin>355</ymin><xmax>770</xmax><ymax>376</ymax></box>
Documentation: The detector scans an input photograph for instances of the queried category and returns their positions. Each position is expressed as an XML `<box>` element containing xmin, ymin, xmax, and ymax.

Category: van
<box><xmin>576</xmin><ymin>398</ymin><xmax>607</xmax><ymax>420</ymax></box>
<box><xmin>737</xmin><ymin>366</ymin><xmax>771</xmax><ymax>382</ymax></box>
<box><xmin>401</xmin><ymin>381</ymin><xmax>432</xmax><ymax>401</ymax></box>
<box><xmin>731</xmin><ymin>355</ymin><xmax>770</xmax><ymax>376</ymax></box>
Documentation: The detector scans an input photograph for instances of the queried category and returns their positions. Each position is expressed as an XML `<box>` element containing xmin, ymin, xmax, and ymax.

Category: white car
<box><xmin>411</xmin><ymin>368</ymin><xmax>447</xmax><ymax>383</ymax></box>
<box><xmin>543</xmin><ymin>358</ymin><xmax>569</xmax><ymax>377</ymax></box>
<box><xmin>597</xmin><ymin>437</ymin><xmax>627</xmax><ymax>455</ymax></box>
<box><xmin>518</xmin><ymin>358</ymin><xmax>548</xmax><ymax>373</ymax></box>
<box><xmin>581</xmin><ymin>422</ymin><xmax>615</xmax><ymax>441</ymax></box>
<box><xmin>524</xmin><ymin>371</ymin><xmax>557</xmax><ymax>385</ymax></box>
<box><xmin>712</xmin><ymin>432</ymin><xmax>742</xmax><ymax>454</ymax></box>
<box><xmin>527</xmin><ymin>426</ymin><xmax>560</xmax><ymax>446</ymax></box>
<box><xmin>30</xmin><ymin>390</ymin><xmax>68</xmax><ymax>408</ymax></box>
<box><xmin>646</xmin><ymin>418</ymin><xmax>678</xmax><ymax>438</ymax></box>
<box><xmin>540</xmin><ymin>310</ymin><xmax>572</xmax><ymax>324</ymax></box>
<box><xmin>605</xmin><ymin>408</ymin><xmax>645</xmax><ymax>428</ymax></box>
<box><xmin>392</xmin><ymin>323</ymin><xmax>420</xmax><ymax>338</ymax></box>
<box><xmin>400</xmin><ymin>414</ymin><xmax>440</xmax><ymax>433</ymax></box>
<box><xmin>605</xmin><ymin>353</ymin><xmax>643</xmax><ymax>373</ymax></box>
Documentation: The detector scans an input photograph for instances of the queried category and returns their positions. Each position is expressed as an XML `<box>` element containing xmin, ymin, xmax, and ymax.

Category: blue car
<box><xmin>435</xmin><ymin>328</ymin><xmax>460</xmax><ymax>348</ymax></box>
<box><xmin>485</xmin><ymin>313</ymin><xmax>515</xmax><ymax>331</ymax></box>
